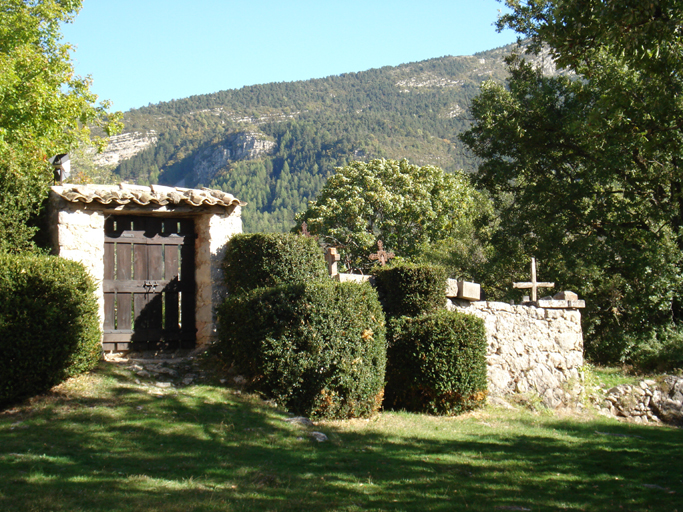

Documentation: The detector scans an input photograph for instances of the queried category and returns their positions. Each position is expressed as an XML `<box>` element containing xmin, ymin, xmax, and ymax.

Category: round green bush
<box><xmin>0</xmin><ymin>253</ymin><xmax>102</xmax><ymax>407</ymax></box>
<box><xmin>215</xmin><ymin>280</ymin><xmax>386</xmax><ymax>419</ymax></box>
<box><xmin>373</xmin><ymin>263</ymin><xmax>447</xmax><ymax>318</ymax></box>
<box><xmin>384</xmin><ymin>310</ymin><xmax>487</xmax><ymax>415</ymax></box>
<box><xmin>223</xmin><ymin>233</ymin><xmax>328</xmax><ymax>294</ymax></box>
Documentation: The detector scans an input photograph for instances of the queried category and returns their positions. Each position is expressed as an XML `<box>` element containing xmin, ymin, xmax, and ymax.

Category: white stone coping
<box><xmin>537</xmin><ymin>299</ymin><xmax>586</xmax><ymax>309</ymax></box>
<box><xmin>450</xmin><ymin>300</ymin><xmax>585</xmax><ymax>312</ymax></box>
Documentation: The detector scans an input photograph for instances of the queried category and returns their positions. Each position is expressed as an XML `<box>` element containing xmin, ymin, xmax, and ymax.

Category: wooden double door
<box><xmin>103</xmin><ymin>215</ymin><xmax>196</xmax><ymax>352</ymax></box>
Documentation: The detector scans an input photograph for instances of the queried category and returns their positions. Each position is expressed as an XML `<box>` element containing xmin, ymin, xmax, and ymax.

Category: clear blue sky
<box><xmin>62</xmin><ymin>0</ymin><xmax>518</xmax><ymax>113</ymax></box>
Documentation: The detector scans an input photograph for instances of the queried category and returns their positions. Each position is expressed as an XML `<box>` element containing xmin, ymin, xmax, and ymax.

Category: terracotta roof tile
<box><xmin>51</xmin><ymin>184</ymin><xmax>245</xmax><ymax>209</ymax></box>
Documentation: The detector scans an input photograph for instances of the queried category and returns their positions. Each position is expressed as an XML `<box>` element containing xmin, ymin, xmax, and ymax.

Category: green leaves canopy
<box><xmin>498</xmin><ymin>0</ymin><xmax>683</xmax><ymax>75</ymax></box>
<box><xmin>0</xmin><ymin>0</ymin><xmax>122</xmax><ymax>252</ymax></box>
<box><xmin>295</xmin><ymin>158</ymin><xmax>485</xmax><ymax>272</ymax></box>
<box><xmin>460</xmin><ymin>0</ymin><xmax>683</xmax><ymax>364</ymax></box>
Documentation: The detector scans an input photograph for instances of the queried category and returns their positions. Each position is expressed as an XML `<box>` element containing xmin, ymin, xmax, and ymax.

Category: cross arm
<box><xmin>513</xmin><ymin>282</ymin><xmax>555</xmax><ymax>289</ymax></box>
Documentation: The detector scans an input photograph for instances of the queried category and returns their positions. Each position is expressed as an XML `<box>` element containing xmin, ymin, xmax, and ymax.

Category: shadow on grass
<box><xmin>1</xmin><ymin>364</ymin><xmax>681</xmax><ymax>511</ymax></box>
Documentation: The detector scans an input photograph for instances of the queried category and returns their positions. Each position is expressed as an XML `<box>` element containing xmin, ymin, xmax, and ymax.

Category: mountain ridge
<box><xmin>91</xmin><ymin>42</ymin><xmax>531</xmax><ymax>232</ymax></box>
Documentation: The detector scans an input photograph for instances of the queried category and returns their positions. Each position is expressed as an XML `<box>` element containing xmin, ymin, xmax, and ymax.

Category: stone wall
<box><xmin>194</xmin><ymin>207</ymin><xmax>243</xmax><ymax>345</ymax></box>
<box><xmin>48</xmin><ymin>196</ymin><xmax>106</xmax><ymax>323</ymax></box>
<box><xmin>592</xmin><ymin>377</ymin><xmax>683</xmax><ymax>425</ymax></box>
<box><xmin>449</xmin><ymin>301</ymin><xmax>584</xmax><ymax>407</ymax></box>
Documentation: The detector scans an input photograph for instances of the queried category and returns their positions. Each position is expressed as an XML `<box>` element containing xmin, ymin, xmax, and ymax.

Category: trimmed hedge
<box><xmin>384</xmin><ymin>310</ymin><xmax>487</xmax><ymax>415</ymax></box>
<box><xmin>0</xmin><ymin>253</ymin><xmax>102</xmax><ymax>407</ymax></box>
<box><xmin>373</xmin><ymin>263</ymin><xmax>447</xmax><ymax>318</ymax></box>
<box><xmin>215</xmin><ymin>281</ymin><xmax>386</xmax><ymax>419</ymax></box>
<box><xmin>223</xmin><ymin>233</ymin><xmax>328</xmax><ymax>294</ymax></box>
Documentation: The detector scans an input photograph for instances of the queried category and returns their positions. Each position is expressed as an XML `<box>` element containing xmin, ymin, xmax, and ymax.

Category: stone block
<box><xmin>557</xmin><ymin>332</ymin><xmax>580</xmax><ymax>351</ymax></box>
<box><xmin>488</xmin><ymin>367</ymin><xmax>512</xmax><ymax>393</ymax></box>
<box><xmin>58</xmin><ymin>209</ymin><xmax>91</xmax><ymax>226</ymax></box>
<box><xmin>649</xmin><ymin>395</ymin><xmax>683</xmax><ymax>425</ymax></box>
<box><xmin>336</xmin><ymin>273</ymin><xmax>372</xmax><ymax>284</ymax></box>
<box><xmin>445</xmin><ymin>278</ymin><xmax>459</xmax><ymax>298</ymax></box>
<box><xmin>548</xmin><ymin>352</ymin><xmax>566</xmax><ymax>369</ymax></box>
<box><xmin>538</xmin><ymin>300</ymin><xmax>569</xmax><ymax>308</ymax></box>
<box><xmin>538</xmin><ymin>299</ymin><xmax>586</xmax><ymax>309</ymax></box>
<box><xmin>545</xmin><ymin>308</ymin><xmax>562</xmax><ymax>319</ymax></box>
<box><xmin>513</xmin><ymin>341</ymin><xmax>525</xmax><ymax>356</ymax></box>
<box><xmin>553</xmin><ymin>290</ymin><xmax>579</xmax><ymax>301</ymax></box>
<box><xmin>457</xmin><ymin>280</ymin><xmax>481</xmax><ymax>300</ymax></box>
<box><xmin>489</xmin><ymin>301</ymin><xmax>513</xmax><ymax>313</ymax></box>
<box><xmin>515</xmin><ymin>379</ymin><xmax>529</xmax><ymax>393</ymax></box>
<box><xmin>566</xmin><ymin>352</ymin><xmax>584</xmax><ymax>368</ymax></box>
<box><xmin>565</xmin><ymin>310</ymin><xmax>581</xmax><ymax>323</ymax></box>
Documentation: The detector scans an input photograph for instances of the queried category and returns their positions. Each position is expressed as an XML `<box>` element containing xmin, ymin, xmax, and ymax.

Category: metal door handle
<box><xmin>143</xmin><ymin>280</ymin><xmax>158</xmax><ymax>293</ymax></box>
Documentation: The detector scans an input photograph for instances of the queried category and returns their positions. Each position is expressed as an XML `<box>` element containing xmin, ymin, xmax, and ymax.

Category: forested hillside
<box><xmin>99</xmin><ymin>44</ymin><xmax>519</xmax><ymax>232</ymax></box>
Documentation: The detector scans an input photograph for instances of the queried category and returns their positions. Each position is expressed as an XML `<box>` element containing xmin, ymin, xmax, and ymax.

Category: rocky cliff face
<box><xmin>191</xmin><ymin>131</ymin><xmax>276</xmax><ymax>186</ymax></box>
<box><xmin>93</xmin><ymin>131</ymin><xmax>158</xmax><ymax>167</ymax></box>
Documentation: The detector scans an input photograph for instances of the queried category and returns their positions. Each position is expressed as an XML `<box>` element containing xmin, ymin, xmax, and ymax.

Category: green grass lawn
<box><xmin>1</xmin><ymin>362</ymin><xmax>681</xmax><ymax>512</ymax></box>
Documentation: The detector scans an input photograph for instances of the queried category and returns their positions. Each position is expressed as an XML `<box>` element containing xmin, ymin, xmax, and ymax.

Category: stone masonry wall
<box><xmin>48</xmin><ymin>195</ymin><xmax>106</xmax><ymax>325</ymax></box>
<box><xmin>449</xmin><ymin>301</ymin><xmax>584</xmax><ymax>407</ymax></box>
<box><xmin>194</xmin><ymin>206</ymin><xmax>242</xmax><ymax>346</ymax></box>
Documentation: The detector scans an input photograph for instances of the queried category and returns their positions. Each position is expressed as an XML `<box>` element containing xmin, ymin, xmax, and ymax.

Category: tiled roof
<box><xmin>51</xmin><ymin>184</ymin><xmax>245</xmax><ymax>209</ymax></box>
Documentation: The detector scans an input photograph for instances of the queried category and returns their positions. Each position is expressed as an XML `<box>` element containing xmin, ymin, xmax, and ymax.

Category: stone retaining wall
<box><xmin>449</xmin><ymin>300</ymin><xmax>584</xmax><ymax>407</ymax></box>
<box><xmin>593</xmin><ymin>376</ymin><xmax>683</xmax><ymax>425</ymax></box>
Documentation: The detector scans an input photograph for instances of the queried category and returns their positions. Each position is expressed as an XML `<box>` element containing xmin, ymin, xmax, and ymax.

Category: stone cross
<box><xmin>369</xmin><ymin>240</ymin><xmax>395</xmax><ymax>266</ymax></box>
<box><xmin>325</xmin><ymin>247</ymin><xmax>340</xmax><ymax>276</ymax></box>
<box><xmin>513</xmin><ymin>257</ymin><xmax>555</xmax><ymax>302</ymax></box>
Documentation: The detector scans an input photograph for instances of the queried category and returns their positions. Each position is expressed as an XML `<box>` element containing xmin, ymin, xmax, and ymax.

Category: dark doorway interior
<box><xmin>102</xmin><ymin>216</ymin><xmax>196</xmax><ymax>352</ymax></box>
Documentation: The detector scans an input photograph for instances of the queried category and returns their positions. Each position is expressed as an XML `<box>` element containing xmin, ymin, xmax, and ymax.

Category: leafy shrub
<box><xmin>629</xmin><ymin>325</ymin><xmax>683</xmax><ymax>372</ymax></box>
<box><xmin>384</xmin><ymin>310</ymin><xmax>487</xmax><ymax>415</ymax></box>
<box><xmin>0</xmin><ymin>253</ymin><xmax>102</xmax><ymax>407</ymax></box>
<box><xmin>215</xmin><ymin>281</ymin><xmax>386</xmax><ymax>419</ymax></box>
<box><xmin>223</xmin><ymin>233</ymin><xmax>328</xmax><ymax>294</ymax></box>
<box><xmin>0</xmin><ymin>142</ymin><xmax>50</xmax><ymax>254</ymax></box>
<box><xmin>373</xmin><ymin>263</ymin><xmax>447</xmax><ymax>318</ymax></box>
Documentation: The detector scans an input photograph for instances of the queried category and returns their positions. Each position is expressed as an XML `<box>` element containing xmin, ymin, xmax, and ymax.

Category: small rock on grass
<box><xmin>310</xmin><ymin>432</ymin><xmax>328</xmax><ymax>442</ymax></box>
<box><xmin>488</xmin><ymin>396</ymin><xmax>515</xmax><ymax>409</ymax></box>
<box><xmin>284</xmin><ymin>416</ymin><xmax>314</xmax><ymax>426</ymax></box>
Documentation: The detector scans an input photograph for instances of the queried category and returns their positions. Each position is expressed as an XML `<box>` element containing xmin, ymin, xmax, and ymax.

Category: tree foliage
<box><xmin>294</xmin><ymin>159</ymin><xmax>487</xmax><ymax>272</ymax></box>
<box><xmin>0</xmin><ymin>0</ymin><xmax>122</xmax><ymax>252</ymax></box>
<box><xmin>461</xmin><ymin>0</ymin><xmax>683</xmax><ymax>364</ymax></box>
<box><xmin>499</xmin><ymin>0</ymin><xmax>683</xmax><ymax>74</ymax></box>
